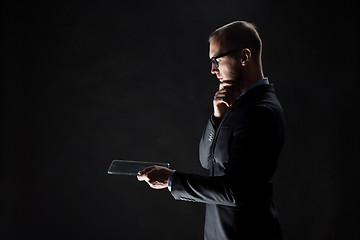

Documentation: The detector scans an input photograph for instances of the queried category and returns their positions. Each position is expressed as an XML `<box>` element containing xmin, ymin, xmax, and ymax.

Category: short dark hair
<box><xmin>209</xmin><ymin>21</ymin><xmax>262</xmax><ymax>61</ymax></box>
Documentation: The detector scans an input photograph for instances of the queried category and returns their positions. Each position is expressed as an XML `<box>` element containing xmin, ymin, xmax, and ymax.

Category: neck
<box><xmin>239</xmin><ymin>66</ymin><xmax>264</xmax><ymax>93</ymax></box>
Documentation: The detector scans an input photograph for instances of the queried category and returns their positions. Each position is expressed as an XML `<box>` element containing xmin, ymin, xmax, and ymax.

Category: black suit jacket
<box><xmin>170</xmin><ymin>84</ymin><xmax>285</xmax><ymax>240</ymax></box>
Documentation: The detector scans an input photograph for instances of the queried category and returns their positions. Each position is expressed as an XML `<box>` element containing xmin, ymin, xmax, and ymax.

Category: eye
<box><xmin>215</xmin><ymin>58</ymin><xmax>222</xmax><ymax>66</ymax></box>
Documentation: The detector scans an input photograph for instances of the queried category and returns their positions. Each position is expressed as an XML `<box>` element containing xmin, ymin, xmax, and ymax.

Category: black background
<box><xmin>1</xmin><ymin>0</ymin><xmax>359</xmax><ymax>239</ymax></box>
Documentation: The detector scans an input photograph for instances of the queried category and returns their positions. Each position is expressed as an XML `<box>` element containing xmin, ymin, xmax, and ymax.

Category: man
<box><xmin>137</xmin><ymin>21</ymin><xmax>285</xmax><ymax>240</ymax></box>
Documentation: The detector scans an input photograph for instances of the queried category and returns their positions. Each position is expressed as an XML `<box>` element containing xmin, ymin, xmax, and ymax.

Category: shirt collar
<box><xmin>240</xmin><ymin>77</ymin><xmax>269</xmax><ymax>97</ymax></box>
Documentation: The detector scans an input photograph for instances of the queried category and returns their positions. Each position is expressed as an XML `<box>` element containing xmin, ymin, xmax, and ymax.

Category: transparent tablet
<box><xmin>107</xmin><ymin>160</ymin><xmax>170</xmax><ymax>176</ymax></box>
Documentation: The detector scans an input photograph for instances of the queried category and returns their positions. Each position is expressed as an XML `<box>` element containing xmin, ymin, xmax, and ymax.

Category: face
<box><xmin>209</xmin><ymin>37</ymin><xmax>243</xmax><ymax>83</ymax></box>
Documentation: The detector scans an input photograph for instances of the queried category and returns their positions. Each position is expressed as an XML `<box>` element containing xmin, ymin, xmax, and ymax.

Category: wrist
<box><xmin>211</xmin><ymin>114</ymin><xmax>222</xmax><ymax>125</ymax></box>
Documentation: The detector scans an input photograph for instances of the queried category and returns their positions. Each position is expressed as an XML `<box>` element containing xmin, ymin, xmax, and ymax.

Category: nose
<box><xmin>211</xmin><ymin>64</ymin><xmax>219</xmax><ymax>75</ymax></box>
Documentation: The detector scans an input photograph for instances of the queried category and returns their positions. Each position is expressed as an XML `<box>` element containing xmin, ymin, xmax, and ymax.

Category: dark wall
<box><xmin>1</xmin><ymin>0</ymin><xmax>359</xmax><ymax>239</ymax></box>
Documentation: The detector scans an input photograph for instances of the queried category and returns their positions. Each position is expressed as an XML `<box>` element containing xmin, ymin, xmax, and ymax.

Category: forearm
<box><xmin>170</xmin><ymin>171</ymin><xmax>237</xmax><ymax>206</ymax></box>
<box><xmin>170</xmin><ymin>171</ymin><xmax>273</xmax><ymax>206</ymax></box>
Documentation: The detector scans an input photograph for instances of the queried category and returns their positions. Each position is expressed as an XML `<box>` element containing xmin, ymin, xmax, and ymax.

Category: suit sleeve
<box><xmin>198</xmin><ymin>115</ymin><xmax>218</xmax><ymax>169</ymax></box>
<box><xmin>171</xmin><ymin>106</ymin><xmax>280</xmax><ymax>206</ymax></box>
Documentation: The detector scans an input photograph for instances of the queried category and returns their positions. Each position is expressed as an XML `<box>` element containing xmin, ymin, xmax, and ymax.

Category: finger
<box><xmin>214</xmin><ymin>91</ymin><xmax>234</xmax><ymax>103</ymax></box>
<box><xmin>137</xmin><ymin>174</ymin><xmax>149</xmax><ymax>181</ymax></box>
<box><xmin>146</xmin><ymin>181</ymin><xmax>158</xmax><ymax>189</ymax></box>
<box><xmin>216</xmin><ymin>99</ymin><xmax>231</xmax><ymax>107</ymax></box>
<box><xmin>214</xmin><ymin>97</ymin><xmax>232</xmax><ymax>107</ymax></box>
<box><xmin>138</xmin><ymin>166</ymin><xmax>158</xmax><ymax>182</ymax></box>
<box><xmin>214</xmin><ymin>94</ymin><xmax>234</xmax><ymax>107</ymax></box>
<box><xmin>137</xmin><ymin>167</ymin><xmax>155</xmax><ymax>182</ymax></box>
<box><xmin>215</xmin><ymin>89</ymin><xmax>235</xmax><ymax>98</ymax></box>
<box><xmin>219</xmin><ymin>80</ymin><xmax>236</xmax><ymax>90</ymax></box>
<box><xmin>138</xmin><ymin>166</ymin><xmax>155</xmax><ymax>175</ymax></box>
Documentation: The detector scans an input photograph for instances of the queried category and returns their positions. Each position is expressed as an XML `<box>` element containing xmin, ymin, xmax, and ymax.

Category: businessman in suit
<box><xmin>138</xmin><ymin>21</ymin><xmax>285</xmax><ymax>240</ymax></box>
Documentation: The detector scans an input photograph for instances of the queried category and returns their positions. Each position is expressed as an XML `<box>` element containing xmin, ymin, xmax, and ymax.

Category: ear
<box><xmin>240</xmin><ymin>48</ymin><xmax>251</xmax><ymax>66</ymax></box>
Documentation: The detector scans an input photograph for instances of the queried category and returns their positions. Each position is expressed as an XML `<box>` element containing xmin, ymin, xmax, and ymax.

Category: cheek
<box><xmin>227</xmin><ymin>61</ymin><xmax>241</xmax><ymax>79</ymax></box>
<box><xmin>220</xmin><ymin>65</ymin><xmax>236</xmax><ymax>79</ymax></box>
<box><xmin>219</xmin><ymin>63</ymin><xmax>231</xmax><ymax>76</ymax></box>
<box><xmin>219</xmin><ymin>59</ymin><xmax>238</xmax><ymax>78</ymax></box>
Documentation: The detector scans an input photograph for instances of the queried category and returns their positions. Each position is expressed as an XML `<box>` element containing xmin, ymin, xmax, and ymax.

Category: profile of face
<box><xmin>209</xmin><ymin>37</ymin><xmax>243</xmax><ymax>84</ymax></box>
